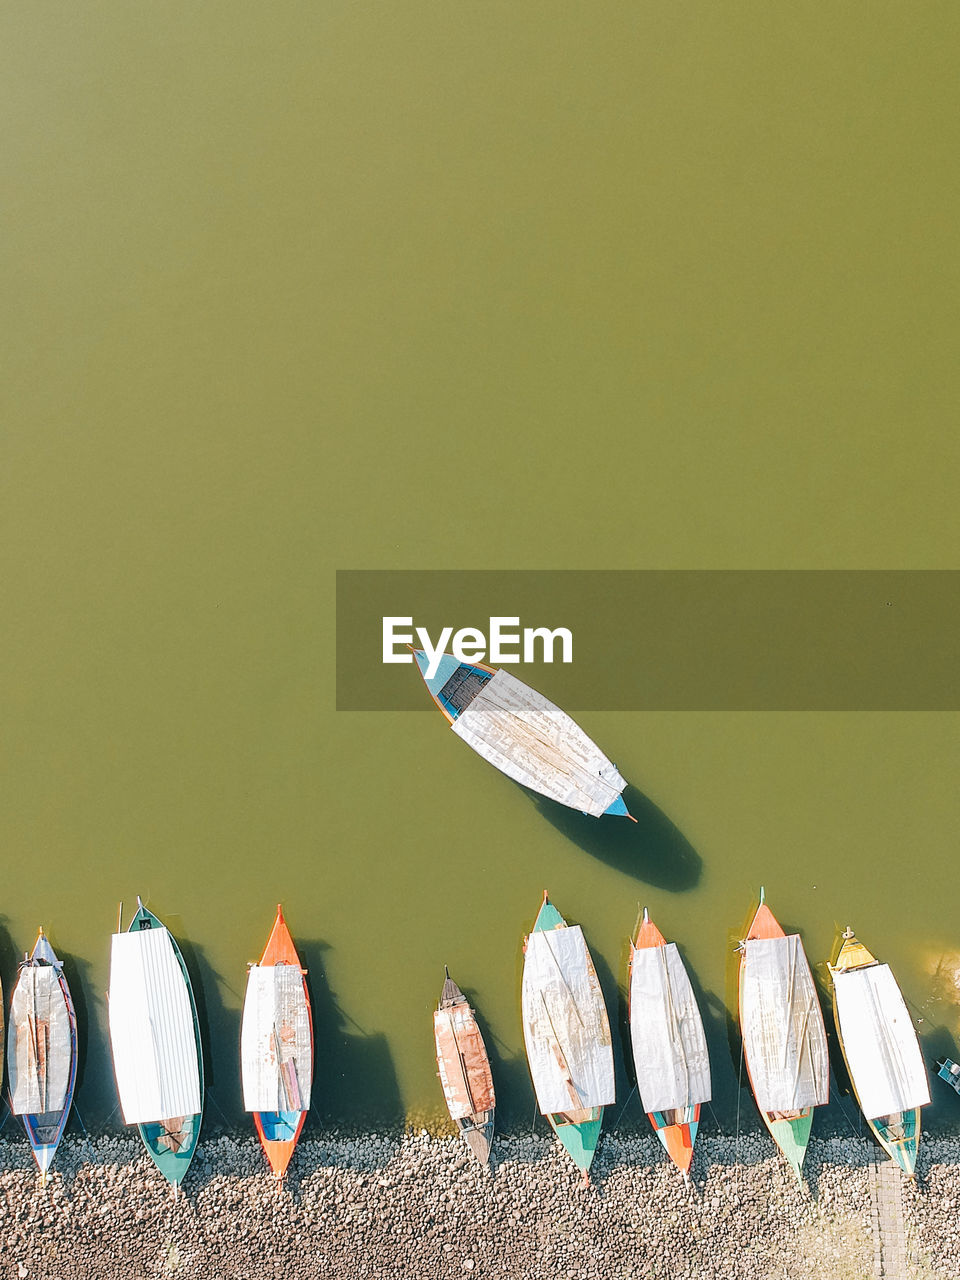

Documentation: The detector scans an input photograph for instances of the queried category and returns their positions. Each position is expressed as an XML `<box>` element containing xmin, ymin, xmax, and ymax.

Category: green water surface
<box><xmin>2</xmin><ymin>3</ymin><xmax>958</xmax><ymax>1140</ymax></box>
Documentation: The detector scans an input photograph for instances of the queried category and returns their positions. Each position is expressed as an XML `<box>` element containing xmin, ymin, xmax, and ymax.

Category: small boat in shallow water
<box><xmin>241</xmin><ymin>905</ymin><xmax>313</xmax><ymax>1179</ymax></box>
<box><xmin>434</xmin><ymin>970</ymin><xmax>496</xmax><ymax>1168</ymax></box>
<box><xmin>411</xmin><ymin>649</ymin><xmax>634</xmax><ymax>819</ymax></box>
<box><xmin>108</xmin><ymin>899</ymin><xmax>204</xmax><ymax>1188</ymax></box>
<box><xmin>8</xmin><ymin>929</ymin><xmax>78</xmax><ymax>1183</ymax></box>
<box><xmin>829</xmin><ymin>927</ymin><xmax>930</xmax><ymax>1177</ymax></box>
<box><xmin>521</xmin><ymin>892</ymin><xmax>615</xmax><ymax>1181</ymax></box>
<box><xmin>628</xmin><ymin>909</ymin><xmax>710</xmax><ymax>1177</ymax></box>
<box><xmin>738</xmin><ymin>889</ymin><xmax>829</xmax><ymax>1183</ymax></box>
<box><xmin>937</xmin><ymin>1058</ymin><xmax>960</xmax><ymax>1096</ymax></box>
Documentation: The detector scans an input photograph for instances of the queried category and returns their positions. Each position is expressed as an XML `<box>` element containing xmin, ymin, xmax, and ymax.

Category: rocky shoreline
<box><xmin>0</xmin><ymin>1131</ymin><xmax>958</xmax><ymax>1279</ymax></box>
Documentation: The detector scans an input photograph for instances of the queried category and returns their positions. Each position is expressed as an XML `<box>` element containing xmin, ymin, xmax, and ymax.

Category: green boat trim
<box><xmin>763</xmin><ymin>1109</ymin><xmax>813</xmax><ymax>1183</ymax></box>
<box><xmin>548</xmin><ymin>1110</ymin><xmax>603</xmax><ymax>1175</ymax></box>
<box><xmin>530</xmin><ymin>892</ymin><xmax>605</xmax><ymax>1181</ymax></box>
<box><xmin>129</xmin><ymin>901</ymin><xmax>205</xmax><ymax>1188</ymax></box>
<box><xmin>868</xmin><ymin>1108</ymin><xmax>920</xmax><ymax>1178</ymax></box>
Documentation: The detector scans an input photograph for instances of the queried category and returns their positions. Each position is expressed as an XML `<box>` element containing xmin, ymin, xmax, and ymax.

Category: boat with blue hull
<box><xmin>937</xmin><ymin>1059</ymin><xmax>960</xmax><ymax>1096</ymax></box>
<box><xmin>241</xmin><ymin>906</ymin><xmax>313</xmax><ymax>1179</ymax></box>
<box><xmin>8</xmin><ymin>929</ymin><xmax>78</xmax><ymax>1184</ymax></box>
<box><xmin>411</xmin><ymin>649</ymin><xmax>634</xmax><ymax>819</ymax></box>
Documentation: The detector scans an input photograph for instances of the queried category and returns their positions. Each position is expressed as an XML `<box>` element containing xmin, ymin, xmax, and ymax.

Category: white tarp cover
<box><xmin>241</xmin><ymin>964</ymin><xmax>313</xmax><ymax>1112</ymax></box>
<box><xmin>452</xmin><ymin>670</ymin><xmax>626</xmax><ymax>818</ymax></box>
<box><xmin>8</xmin><ymin>967</ymin><xmax>72</xmax><ymax>1116</ymax></box>
<box><xmin>834</xmin><ymin>964</ymin><xmax>930</xmax><ymax>1119</ymax></box>
<box><xmin>740</xmin><ymin>935</ymin><xmax>829</xmax><ymax>1111</ymax></box>
<box><xmin>521</xmin><ymin>926</ymin><xmax>615</xmax><ymax>1115</ymax></box>
<box><xmin>629</xmin><ymin>943</ymin><xmax>711</xmax><ymax>1113</ymax></box>
<box><xmin>108</xmin><ymin>929</ymin><xmax>202</xmax><ymax>1124</ymax></box>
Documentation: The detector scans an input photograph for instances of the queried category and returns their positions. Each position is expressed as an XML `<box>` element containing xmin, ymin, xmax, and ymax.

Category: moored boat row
<box><xmin>0</xmin><ymin>891</ymin><xmax>943</xmax><ymax>1191</ymax></box>
<box><xmin>436</xmin><ymin>889</ymin><xmax>935</xmax><ymax>1186</ymax></box>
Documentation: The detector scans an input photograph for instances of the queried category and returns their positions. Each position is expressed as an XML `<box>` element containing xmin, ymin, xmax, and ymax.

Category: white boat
<box><xmin>521</xmin><ymin>893</ymin><xmax>615</xmax><ymax>1180</ymax></box>
<box><xmin>413</xmin><ymin>652</ymin><xmax>633</xmax><ymax>819</ymax></box>
<box><xmin>107</xmin><ymin>899</ymin><xmax>204</xmax><ymax>1187</ymax></box>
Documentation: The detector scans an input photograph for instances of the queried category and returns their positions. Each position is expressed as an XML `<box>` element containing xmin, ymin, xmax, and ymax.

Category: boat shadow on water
<box><xmin>526</xmin><ymin>785</ymin><xmax>702</xmax><ymax>892</ymax></box>
<box><xmin>169</xmin><ymin>931</ymin><xmax>243</xmax><ymax>1130</ymax></box>
<box><xmin>297</xmin><ymin>938</ymin><xmax>403</xmax><ymax>1143</ymax></box>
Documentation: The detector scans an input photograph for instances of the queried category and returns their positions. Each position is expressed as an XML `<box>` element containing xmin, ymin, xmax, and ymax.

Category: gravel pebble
<box><xmin>0</xmin><ymin>1131</ymin><xmax>958</xmax><ymax>1278</ymax></box>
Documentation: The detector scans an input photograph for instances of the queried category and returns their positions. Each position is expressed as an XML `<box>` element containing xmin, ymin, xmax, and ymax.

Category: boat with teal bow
<box><xmin>107</xmin><ymin>899</ymin><xmax>204</xmax><ymax>1188</ymax></box>
<box><xmin>828</xmin><ymin>927</ymin><xmax>929</xmax><ymax>1177</ymax></box>
<box><xmin>521</xmin><ymin>892</ymin><xmax>615</xmax><ymax>1181</ymax></box>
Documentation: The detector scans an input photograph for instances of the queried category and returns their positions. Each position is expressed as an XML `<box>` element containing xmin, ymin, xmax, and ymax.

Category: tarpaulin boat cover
<box><xmin>241</xmin><ymin>964</ymin><xmax>312</xmax><ymax>1112</ymax></box>
<box><xmin>451</xmin><ymin>670</ymin><xmax>626</xmax><ymax>818</ymax></box>
<box><xmin>108</xmin><ymin>929</ymin><xmax>202</xmax><ymax>1124</ymax></box>
<box><xmin>434</xmin><ymin>1006</ymin><xmax>495</xmax><ymax>1120</ymax></box>
<box><xmin>740</xmin><ymin>934</ymin><xmax>829</xmax><ymax>1111</ymax></box>
<box><xmin>8</xmin><ymin>967</ymin><xmax>72</xmax><ymax>1116</ymax></box>
<box><xmin>629</xmin><ymin>943</ymin><xmax>711</xmax><ymax>1113</ymax></box>
<box><xmin>834</xmin><ymin>963</ymin><xmax>930</xmax><ymax>1119</ymax></box>
<box><xmin>522</xmin><ymin>926</ymin><xmax>615</xmax><ymax>1115</ymax></box>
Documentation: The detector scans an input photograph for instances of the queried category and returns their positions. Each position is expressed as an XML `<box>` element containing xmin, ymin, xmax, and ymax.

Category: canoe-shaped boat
<box><xmin>738</xmin><ymin>889</ymin><xmax>829</xmax><ymax>1182</ymax></box>
<box><xmin>241</xmin><ymin>905</ymin><xmax>313</xmax><ymax>1178</ymax></box>
<box><xmin>7</xmin><ymin>928</ymin><xmax>78</xmax><ymax>1183</ymax></box>
<box><xmin>828</xmin><ymin>927</ymin><xmax>930</xmax><ymax>1176</ymax></box>
<box><xmin>521</xmin><ymin>892</ymin><xmax>615</xmax><ymax>1181</ymax></box>
<box><xmin>108</xmin><ymin>899</ymin><xmax>204</xmax><ymax>1188</ymax></box>
<box><xmin>412</xmin><ymin>649</ymin><xmax>633</xmax><ymax>819</ymax></box>
<box><xmin>628</xmin><ymin>908</ymin><xmax>710</xmax><ymax>1177</ymax></box>
<box><xmin>434</xmin><ymin>969</ymin><xmax>496</xmax><ymax>1168</ymax></box>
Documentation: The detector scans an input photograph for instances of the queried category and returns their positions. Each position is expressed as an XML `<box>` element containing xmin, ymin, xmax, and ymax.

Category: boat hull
<box><xmin>737</xmin><ymin>893</ymin><xmax>827</xmax><ymax>1183</ymax></box>
<box><xmin>629</xmin><ymin>911</ymin><xmax>710</xmax><ymax>1177</ymax></box>
<box><xmin>413</xmin><ymin>652</ymin><xmax>631</xmax><ymax>818</ymax></box>
<box><xmin>435</xmin><ymin>972</ymin><xmax>496</xmax><ymax>1169</ymax></box>
<box><xmin>243</xmin><ymin>906</ymin><xmax>313</xmax><ymax>1179</ymax></box>
<box><xmin>829</xmin><ymin>930</ymin><xmax>928</xmax><ymax>1179</ymax></box>
<box><xmin>522</xmin><ymin>895</ymin><xmax>613</xmax><ymax>1180</ymax></box>
<box><xmin>12</xmin><ymin>931</ymin><xmax>79</xmax><ymax>1181</ymax></box>
<box><xmin>649</xmin><ymin>1107</ymin><xmax>700</xmax><ymax>1176</ymax></box>
<box><xmin>127</xmin><ymin>903</ymin><xmax>204</xmax><ymax>1188</ymax></box>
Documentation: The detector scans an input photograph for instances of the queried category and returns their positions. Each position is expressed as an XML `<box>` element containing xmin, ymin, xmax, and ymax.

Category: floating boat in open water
<box><xmin>434</xmin><ymin>969</ymin><xmax>496</xmax><ymax>1168</ymax></box>
<box><xmin>521</xmin><ymin>892</ymin><xmax>615</xmax><ymax>1181</ymax></box>
<box><xmin>411</xmin><ymin>649</ymin><xmax>633</xmax><ymax>819</ymax></box>
<box><xmin>829</xmin><ymin>927</ymin><xmax>930</xmax><ymax>1177</ymax></box>
<box><xmin>241</xmin><ymin>905</ymin><xmax>313</xmax><ymax>1179</ymax></box>
<box><xmin>8</xmin><ymin>928</ymin><xmax>78</xmax><ymax>1183</ymax></box>
<box><xmin>738</xmin><ymin>889</ymin><xmax>829</xmax><ymax>1182</ymax></box>
<box><xmin>628</xmin><ymin>908</ymin><xmax>710</xmax><ymax>1177</ymax></box>
<box><xmin>108</xmin><ymin>899</ymin><xmax>204</xmax><ymax>1188</ymax></box>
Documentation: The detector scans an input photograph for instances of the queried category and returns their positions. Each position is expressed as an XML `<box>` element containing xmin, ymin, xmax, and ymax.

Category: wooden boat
<box><xmin>107</xmin><ymin>899</ymin><xmax>204</xmax><ymax>1188</ymax></box>
<box><xmin>937</xmin><ymin>1058</ymin><xmax>960</xmax><ymax>1096</ymax></box>
<box><xmin>412</xmin><ymin>649</ymin><xmax>634</xmax><ymax>819</ymax></box>
<box><xmin>628</xmin><ymin>908</ymin><xmax>710</xmax><ymax>1177</ymax></box>
<box><xmin>828</xmin><ymin>927</ymin><xmax>930</xmax><ymax>1177</ymax></box>
<box><xmin>434</xmin><ymin>969</ymin><xmax>496</xmax><ymax>1168</ymax></box>
<box><xmin>240</xmin><ymin>905</ymin><xmax>313</xmax><ymax>1179</ymax></box>
<box><xmin>7</xmin><ymin>928</ymin><xmax>78</xmax><ymax>1184</ymax></box>
<box><xmin>737</xmin><ymin>889</ymin><xmax>829</xmax><ymax>1182</ymax></box>
<box><xmin>521</xmin><ymin>892</ymin><xmax>615</xmax><ymax>1181</ymax></box>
